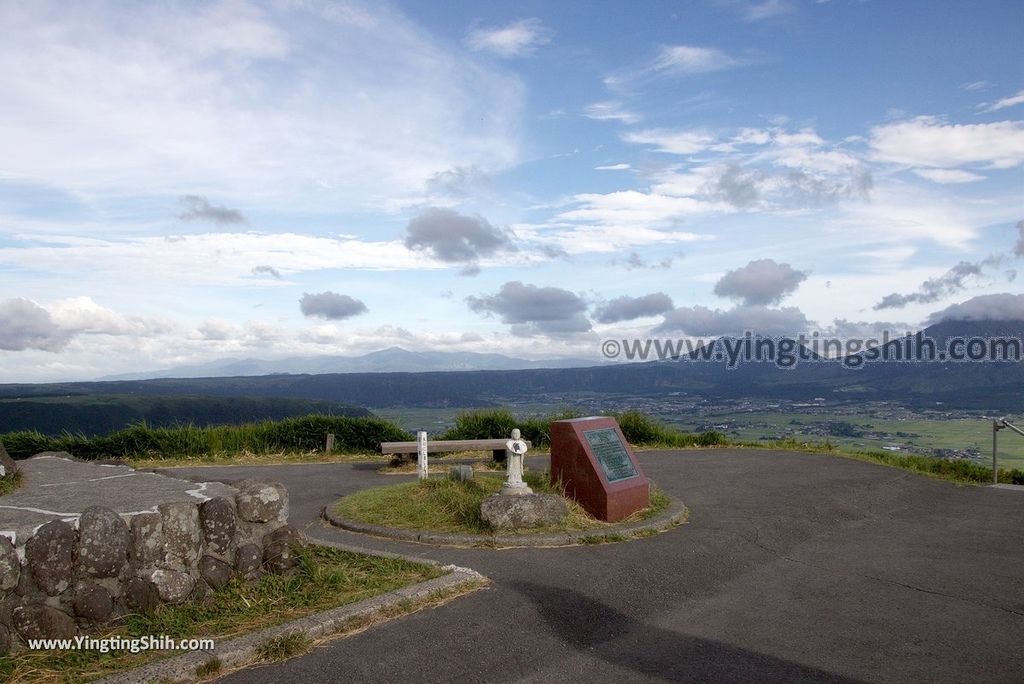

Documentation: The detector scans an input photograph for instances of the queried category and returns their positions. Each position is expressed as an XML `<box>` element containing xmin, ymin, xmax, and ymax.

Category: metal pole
<box><xmin>1000</xmin><ymin>419</ymin><xmax>1024</xmax><ymax>438</ymax></box>
<box><xmin>992</xmin><ymin>419</ymin><xmax>999</xmax><ymax>484</ymax></box>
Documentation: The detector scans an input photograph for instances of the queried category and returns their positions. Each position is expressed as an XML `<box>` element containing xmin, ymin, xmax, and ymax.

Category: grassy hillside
<box><xmin>0</xmin><ymin>394</ymin><xmax>368</xmax><ymax>436</ymax></box>
<box><xmin>0</xmin><ymin>414</ymin><xmax>411</xmax><ymax>460</ymax></box>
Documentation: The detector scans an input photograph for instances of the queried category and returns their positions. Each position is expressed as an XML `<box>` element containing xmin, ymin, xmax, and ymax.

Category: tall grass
<box><xmin>743</xmin><ymin>436</ymin><xmax>1024</xmax><ymax>485</ymax></box>
<box><xmin>439</xmin><ymin>407</ymin><xmax>725</xmax><ymax>448</ymax></box>
<box><xmin>0</xmin><ymin>415</ymin><xmax>412</xmax><ymax>461</ymax></box>
<box><xmin>850</xmin><ymin>446</ymin><xmax>1024</xmax><ymax>485</ymax></box>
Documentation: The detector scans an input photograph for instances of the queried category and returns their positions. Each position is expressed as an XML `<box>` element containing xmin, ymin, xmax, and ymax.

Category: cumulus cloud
<box><xmin>709</xmin><ymin>165</ymin><xmax>762</xmax><ymax>209</ymax></box>
<box><xmin>925</xmin><ymin>293</ymin><xmax>1024</xmax><ymax>325</ymax></box>
<box><xmin>425</xmin><ymin>165</ymin><xmax>491</xmax><ymax>198</ymax></box>
<box><xmin>874</xmin><ymin>258</ymin><xmax>1002</xmax><ymax>310</ymax></box>
<box><xmin>0</xmin><ymin>298</ymin><xmax>71</xmax><ymax>351</ymax></box>
<box><xmin>299</xmin><ymin>292</ymin><xmax>368</xmax><ymax>320</ymax></box>
<box><xmin>47</xmin><ymin>297</ymin><xmax>172</xmax><ymax>337</ymax></box>
<box><xmin>594</xmin><ymin>293</ymin><xmax>675</xmax><ymax>324</ymax></box>
<box><xmin>404</xmin><ymin>207</ymin><xmax>516</xmax><ymax>267</ymax></box>
<box><xmin>654</xmin><ymin>304</ymin><xmax>811</xmax><ymax>336</ymax></box>
<box><xmin>0</xmin><ymin>296</ymin><xmax>170</xmax><ymax>352</ymax></box>
<box><xmin>251</xmin><ymin>265</ymin><xmax>281</xmax><ymax>279</ymax></box>
<box><xmin>466</xmin><ymin>281</ymin><xmax>591</xmax><ymax>336</ymax></box>
<box><xmin>700</xmin><ymin>163</ymin><xmax>872</xmax><ymax>209</ymax></box>
<box><xmin>465</xmin><ymin>18</ymin><xmax>551</xmax><ymax>57</ymax></box>
<box><xmin>195</xmin><ymin>319</ymin><xmax>284</xmax><ymax>345</ymax></box>
<box><xmin>776</xmin><ymin>168</ymin><xmax>873</xmax><ymax>205</ymax></box>
<box><xmin>714</xmin><ymin>259</ymin><xmax>808</xmax><ymax>306</ymax></box>
<box><xmin>624</xmin><ymin>126</ymin><xmax>873</xmax><ymax>212</ymax></box>
<box><xmin>869</xmin><ymin>117</ymin><xmax>1024</xmax><ymax>170</ymax></box>
<box><xmin>177</xmin><ymin>195</ymin><xmax>246</xmax><ymax>225</ymax></box>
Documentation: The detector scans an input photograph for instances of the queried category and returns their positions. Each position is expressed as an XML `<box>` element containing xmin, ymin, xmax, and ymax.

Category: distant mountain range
<box><xmin>3</xmin><ymin>319</ymin><xmax>1021</xmax><ymax>413</ymax></box>
<box><xmin>99</xmin><ymin>347</ymin><xmax>604</xmax><ymax>381</ymax></box>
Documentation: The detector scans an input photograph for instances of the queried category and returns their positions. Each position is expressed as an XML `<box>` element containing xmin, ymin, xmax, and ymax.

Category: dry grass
<box><xmin>0</xmin><ymin>470</ymin><xmax>22</xmax><ymax>495</ymax></box>
<box><xmin>130</xmin><ymin>449</ymin><xmax>379</xmax><ymax>469</ymax></box>
<box><xmin>378</xmin><ymin>457</ymin><xmax>506</xmax><ymax>475</ymax></box>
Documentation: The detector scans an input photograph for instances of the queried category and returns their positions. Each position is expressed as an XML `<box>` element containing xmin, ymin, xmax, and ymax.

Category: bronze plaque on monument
<box><xmin>550</xmin><ymin>417</ymin><xmax>649</xmax><ymax>522</ymax></box>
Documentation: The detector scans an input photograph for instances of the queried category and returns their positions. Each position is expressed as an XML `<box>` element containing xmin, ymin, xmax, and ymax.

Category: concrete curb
<box><xmin>96</xmin><ymin>544</ymin><xmax>487</xmax><ymax>684</ymax></box>
<box><xmin>323</xmin><ymin>499</ymin><xmax>688</xmax><ymax>548</ymax></box>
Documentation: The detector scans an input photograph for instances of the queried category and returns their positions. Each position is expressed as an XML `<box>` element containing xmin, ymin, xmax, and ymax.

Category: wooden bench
<box><xmin>380</xmin><ymin>438</ymin><xmax>532</xmax><ymax>462</ymax></box>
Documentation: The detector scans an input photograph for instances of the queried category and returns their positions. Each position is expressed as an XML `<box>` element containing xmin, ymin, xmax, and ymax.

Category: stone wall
<box><xmin>0</xmin><ymin>479</ymin><xmax>301</xmax><ymax>654</ymax></box>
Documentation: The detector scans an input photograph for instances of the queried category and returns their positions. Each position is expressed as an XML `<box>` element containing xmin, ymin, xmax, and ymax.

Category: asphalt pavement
<box><xmin>161</xmin><ymin>449</ymin><xmax>1024</xmax><ymax>683</ymax></box>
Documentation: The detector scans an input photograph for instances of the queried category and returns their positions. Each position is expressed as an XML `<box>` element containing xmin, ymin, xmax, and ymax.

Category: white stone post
<box><xmin>501</xmin><ymin>428</ymin><xmax>533</xmax><ymax>495</ymax></box>
<box><xmin>417</xmin><ymin>430</ymin><xmax>428</xmax><ymax>481</ymax></box>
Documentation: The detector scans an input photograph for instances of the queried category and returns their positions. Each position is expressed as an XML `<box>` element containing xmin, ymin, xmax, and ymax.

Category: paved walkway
<box><xmin>1</xmin><ymin>453</ymin><xmax>236</xmax><ymax>545</ymax></box>
<box><xmin>161</xmin><ymin>449</ymin><xmax>1024</xmax><ymax>683</ymax></box>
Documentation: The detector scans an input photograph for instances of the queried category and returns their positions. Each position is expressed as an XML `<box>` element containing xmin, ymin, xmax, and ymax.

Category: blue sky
<box><xmin>1</xmin><ymin>0</ymin><xmax>1022</xmax><ymax>381</ymax></box>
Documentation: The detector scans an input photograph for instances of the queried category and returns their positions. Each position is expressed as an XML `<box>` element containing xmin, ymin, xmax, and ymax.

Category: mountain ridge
<box><xmin>98</xmin><ymin>347</ymin><xmax>604</xmax><ymax>381</ymax></box>
<box><xmin>5</xmin><ymin>319</ymin><xmax>1020</xmax><ymax>412</ymax></box>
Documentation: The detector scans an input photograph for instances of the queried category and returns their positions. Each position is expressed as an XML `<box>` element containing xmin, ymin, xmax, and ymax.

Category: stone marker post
<box><xmin>417</xmin><ymin>430</ymin><xmax>428</xmax><ymax>481</ymax></box>
<box><xmin>501</xmin><ymin>428</ymin><xmax>533</xmax><ymax>495</ymax></box>
<box><xmin>325</xmin><ymin>433</ymin><xmax>335</xmax><ymax>454</ymax></box>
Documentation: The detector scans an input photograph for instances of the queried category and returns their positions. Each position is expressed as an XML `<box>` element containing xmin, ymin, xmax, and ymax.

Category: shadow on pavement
<box><xmin>509</xmin><ymin>580</ymin><xmax>863</xmax><ymax>683</ymax></box>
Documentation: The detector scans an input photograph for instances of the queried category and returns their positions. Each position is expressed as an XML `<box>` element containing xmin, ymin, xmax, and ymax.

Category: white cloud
<box><xmin>604</xmin><ymin>44</ymin><xmax>741</xmax><ymax>90</ymax></box>
<box><xmin>595</xmin><ymin>163</ymin><xmax>631</xmax><ymax>171</ymax></box>
<box><xmin>714</xmin><ymin>259</ymin><xmax>808</xmax><ymax>306</ymax></box>
<box><xmin>912</xmin><ymin>168</ymin><xmax>985</xmax><ymax>184</ymax></box>
<box><xmin>558</xmin><ymin>191</ymin><xmax>726</xmax><ymax>226</ymax></box>
<box><xmin>961</xmin><ymin>80</ymin><xmax>993</xmax><ymax>92</ymax></box>
<box><xmin>831</xmin><ymin>189</ymin><xmax>980</xmax><ymax>248</ymax></box>
<box><xmin>519</xmin><ymin>224</ymin><xmax>704</xmax><ymax>256</ymax></box>
<box><xmin>633</xmin><ymin>126</ymin><xmax>872</xmax><ymax>211</ymax></box>
<box><xmin>0</xmin><ymin>296</ymin><xmax>171</xmax><ymax>352</ymax></box>
<box><xmin>48</xmin><ymin>297</ymin><xmax>173</xmax><ymax>337</ymax></box>
<box><xmin>583</xmin><ymin>101</ymin><xmax>641</xmax><ymax>124</ymax></box>
<box><xmin>925</xmin><ymin>293</ymin><xmax>1024</xmax><ymax>325</ymax></box>
<box><xmin>654</xmin><ymin>304</ymin><xmax>812</xmax><ymax>336</ymax></box>
<box><xmin>869</xmin><ymin>117</ymin><xmax>1024</xmax><ymax>169</ymax></box>
<box><xmin>742</xmin><ymin>0</ymin><xmax>794</xmax><ymax>21</ymax></box>
<box><xmin>978</xmin><ymin>89</ymin><xmax>1024</xmax><ymax>113</ymax></box>
<box><xmin>0</xmin><ymin>232</ymin><xmax>445</xmax><ymax>286</ymax></box>
<box><xmin>0</xmin><ymin>1</ymin><xmax>523</xmax><ymax>209</ymax></box>
<box><xmin>651</xmin><ymin>45</ymin><xmax>740</xmax><ymax>75</ymax></box>
<box><xmin>465</xmin><ymin>18</ymin><xmax>551</xmax><ymax>57</ymax></box>
<box><xmin>621</xmin><ymin>128</ymin><xmax>715</xmax><ymax>154</ymax></box>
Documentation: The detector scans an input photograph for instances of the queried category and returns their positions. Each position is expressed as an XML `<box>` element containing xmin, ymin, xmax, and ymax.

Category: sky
<box><xmin>1</xmin><ymin>0</ymin><xmax>1023</xmax><ymax>382</ymax></box>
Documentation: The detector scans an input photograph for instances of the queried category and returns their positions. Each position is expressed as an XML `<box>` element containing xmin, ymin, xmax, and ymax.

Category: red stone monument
<box><xmin>550</xmin><ymin>417</ymin><xmax>649</xmax><ymax>522</ymax></box>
